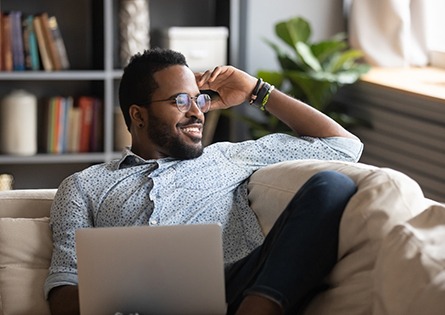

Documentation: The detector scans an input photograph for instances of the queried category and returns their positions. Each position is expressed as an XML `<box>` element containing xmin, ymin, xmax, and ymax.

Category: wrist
<box><xmin>249</xmin><ymin>79</ymin><xmax>275</xmax><ymax>111</ymax></box>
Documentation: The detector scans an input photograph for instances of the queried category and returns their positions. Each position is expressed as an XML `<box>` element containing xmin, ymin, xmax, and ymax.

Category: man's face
<box><xmin>141</xmin><ymin>65</ymin><xmax>206</xmax><ymax>160</ymax></box>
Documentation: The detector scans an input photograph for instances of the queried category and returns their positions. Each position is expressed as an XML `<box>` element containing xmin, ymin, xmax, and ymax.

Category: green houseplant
<box><xmin>241</xmin><ymin>16</ymin><xmax>370</xmax><ymax>138</ymax></box>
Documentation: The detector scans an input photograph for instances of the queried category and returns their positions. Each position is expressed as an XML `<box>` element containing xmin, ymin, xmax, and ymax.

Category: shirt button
<box><xmin>150</xmin><ymin>219</ymin><xmax>158</xmax><ymax>225</ymax></box>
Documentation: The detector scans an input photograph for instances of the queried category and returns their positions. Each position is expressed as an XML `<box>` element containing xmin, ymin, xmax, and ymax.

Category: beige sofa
<box><xmin>1</xmin><ymin>159</ymin><xmax>444</xmax><ymax>315</ymax></box>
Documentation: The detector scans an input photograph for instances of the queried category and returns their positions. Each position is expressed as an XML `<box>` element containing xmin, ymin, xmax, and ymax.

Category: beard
<box><xmin>148</xmin><ymin>115</ymin><xmax>204</xmax><ymax>160</ymax></box>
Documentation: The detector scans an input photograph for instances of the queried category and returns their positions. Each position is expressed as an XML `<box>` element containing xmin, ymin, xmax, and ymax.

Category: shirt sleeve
<box><xmin>44</xmin><ymin>174</ymin><xmax>93</xmax><ymax>298</ymax></box>
<box><xmin>223</xmin><ymin>133</ymin><xmax>363</xmax><ymax>167</ymax></box>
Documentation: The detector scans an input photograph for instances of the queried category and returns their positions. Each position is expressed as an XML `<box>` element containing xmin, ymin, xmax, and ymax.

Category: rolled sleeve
<box><xmin>44</xmin><ymin>272</ymin><xmax>78</xmax><ymax>299</ymax></box>
<box><xmin>319</xmin><ymin>137</ymin><xmax>363</xmax><ymax>162</ymax></box>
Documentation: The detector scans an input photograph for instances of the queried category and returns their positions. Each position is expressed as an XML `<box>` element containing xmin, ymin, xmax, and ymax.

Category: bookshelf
<box><xmin>0</xmin><ymin>0</ymin><xmax>231</xmax><ymax>188</ymax></box>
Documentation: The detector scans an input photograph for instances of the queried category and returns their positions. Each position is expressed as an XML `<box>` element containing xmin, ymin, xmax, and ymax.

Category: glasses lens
<box><xmin>175</xmin><ymin>94</ymin><xmax>190</xmax><ymax>112</ymax></box>
<box><xmin>197</xmin><ymin>94</ymin><xmax>211</xmax><ymax>113</ymax></box>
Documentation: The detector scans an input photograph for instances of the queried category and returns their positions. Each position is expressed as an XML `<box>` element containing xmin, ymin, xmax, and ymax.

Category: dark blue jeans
<box><xmin>225</xmin><ymin>170</ymin><xmax>357</xmax><ymax>314</ymax></box>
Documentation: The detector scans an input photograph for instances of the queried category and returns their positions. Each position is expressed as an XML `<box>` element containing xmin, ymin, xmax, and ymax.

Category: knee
<box><xmin>296</xmin><ymin>171</ymin><xmax>357</xmax><ymax>213</ymax></box>
<box><xmin>310</xmin><ymin>170</ymin><xmax>357</xmax><ymax>196</ymax></box>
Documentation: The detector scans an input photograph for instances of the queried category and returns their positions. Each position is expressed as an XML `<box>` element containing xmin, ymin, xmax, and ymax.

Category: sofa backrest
<box><xmin>0</xmin><ymin>189</ymin><xmax>56</xmax><ymax>219</ymax></box>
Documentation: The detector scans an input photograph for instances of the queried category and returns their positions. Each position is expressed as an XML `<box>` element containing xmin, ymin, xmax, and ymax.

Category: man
<box><xmin>45</xmin><ymin>48</ymin><xmax>363</xmax><ymax>315</ymax></box>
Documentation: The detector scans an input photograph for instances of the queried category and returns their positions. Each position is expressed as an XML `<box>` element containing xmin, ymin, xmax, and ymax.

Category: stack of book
<box><xmin>0</xmin><ymin>11</ymin><xmax>70</xmax><ymax>71</ymax></box>
<box><xmin>39</xmin><ymin>96</ymin><xmax>103</xmax><ymax>154</ymax></box>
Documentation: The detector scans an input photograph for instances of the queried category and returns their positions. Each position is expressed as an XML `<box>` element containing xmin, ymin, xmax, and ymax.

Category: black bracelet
<box><xmin>249</xmin><ymin>78</ymin><xmax>263</xmax><ymax>104</ymax></box>
<box><xmin>251</xmin><ymin>82</ymin><xmax>273</xmax><ymax>111</ymax></box>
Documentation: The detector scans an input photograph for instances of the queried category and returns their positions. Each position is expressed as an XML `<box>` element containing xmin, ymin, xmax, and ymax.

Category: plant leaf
<box><xmin>327</xmin><ymin>49</ymin><xmax>365</xmax><ymax>73</ymax></box>
<box><xmin>275</xmin><ymin>17</ymin><xmax>311</xmax><ymax>50</ymax></box>
<box><xmin>295</xmin><ymin>42</ymin><xmax>322</xmax><ymax>72</ymax></box>
<box><xmin>277</xmin><ymin>54</ymin><xmax>304</xmax><ymax>71</ymax></box>
<box><xmin>311</xmin><ymin>40</ymin><xmax>348</xmax><ymax>65</ymax></box>
<box><xmin>286</xmin><ymin>71</ymin><xmax>334</xmax><ymax>110</ymax></box>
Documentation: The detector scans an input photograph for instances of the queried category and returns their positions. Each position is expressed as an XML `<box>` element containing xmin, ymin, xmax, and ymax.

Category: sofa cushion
<box><xmin>373</xmin><ymin>204</ymin><xmax>445</xmax><ymax>315</ymax></box>
<box><xmin>248</xmin><ymin>160</ymin><xmax>430</xmax><ymax>315</ymax></box>
<box><xmin>0</xmin><ymin>189</ymin><xmax>56</xmax><ymax>219</ymax></box>
<box><xmin>0</xmin><ymin>217</ymin><xmax>52</xmax><ymax>315</ymax></box>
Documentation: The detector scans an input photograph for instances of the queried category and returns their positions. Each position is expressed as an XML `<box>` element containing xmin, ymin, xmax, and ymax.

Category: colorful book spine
<box><xmin>33</xmin><ymin>14</ymin><xmax>52</xmax><ymax>71</ymax></box>
<box><xmin>78</xmin><ymin>96</ymin><xmax>94</xmax><ymax>153</ymax></box>
<box><xmin>10</xmin><ymin>11</ymin><xmax>25</xmax><ymax>71</ymax></box>
<box><xmin>39</xmin><ymin>12</ymin><xmax>62</xmax><ymax>71</ymax></box>
<box><xmin>48</xmin><ymin>16</ymin><xmax>69</xmax><ymax>70</ymax></box>
<box><xmin>0</xmin><ymin>13</ymin><xmax>3</xmax><ymax>70</ymax></box>
<box><xmin>22</xmin><ymin>15</ymin><xmax>41</xmax><ymax>71</ymax></box>
<box><xmin>1</xmin><ymin>12</ymin><xmax>13</xmax><ymax>71</ymax></box>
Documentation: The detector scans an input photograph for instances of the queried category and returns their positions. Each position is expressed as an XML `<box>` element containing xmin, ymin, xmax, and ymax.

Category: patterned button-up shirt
<box><xmin>44</xmin><ymin>133</ymin><xmax>363</xmax><ymax>297</ymax></box>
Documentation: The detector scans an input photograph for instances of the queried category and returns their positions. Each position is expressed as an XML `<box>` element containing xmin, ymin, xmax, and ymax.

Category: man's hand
<box><xmin>48</xmin><ymin>285</ymin><xmax>80</xmax><ymax>315</ymax></box>
<box><xmin>195</xmin><ymin>66</ymin><xmax>257</xmax><ymax>110</ymax></box>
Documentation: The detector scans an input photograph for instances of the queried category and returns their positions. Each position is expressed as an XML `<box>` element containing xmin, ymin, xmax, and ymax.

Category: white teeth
<box><xmin>182</xmin><ymin>127</ymin><xmax>199</xmax><ymax>132</ymax></box>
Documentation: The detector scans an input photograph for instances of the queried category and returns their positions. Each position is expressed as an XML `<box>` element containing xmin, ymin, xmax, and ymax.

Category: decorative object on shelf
<box><xmin>0</xmin><ymin>90</ymin><xmax>37</xmax><ymax>156</ymax></box>
<box><xmin>119</xmin><ymin>0</ymin><xmax>150</xmax><ymax>68</ymax></box>
<box><xmin>0</xmin><ymin>174</ymin><xmax>14</xmax><ymax>191</ymax></box>
<box><xmin>160</xmin><ymin>27</ymin><xmax>229</xmax><ymax>72</ymax></box>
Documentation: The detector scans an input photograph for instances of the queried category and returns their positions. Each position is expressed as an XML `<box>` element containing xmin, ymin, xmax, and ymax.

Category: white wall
<box><xmin>231</xmin><ymin>0</ymin><xmax>345</xmax><ymax>75</ymax></box>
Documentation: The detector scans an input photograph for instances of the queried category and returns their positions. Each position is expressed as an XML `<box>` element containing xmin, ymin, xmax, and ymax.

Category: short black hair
<box><xmin>118</xmin><ymin>48</ymin><xmax>188</xmax><ymax>130</ymax></box>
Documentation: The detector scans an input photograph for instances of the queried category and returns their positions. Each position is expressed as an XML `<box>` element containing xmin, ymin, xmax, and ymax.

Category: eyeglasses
<box><xmin>150</xmin><ymin>93</ymin><xmax>211</xmax><ymax>113</ymax></box>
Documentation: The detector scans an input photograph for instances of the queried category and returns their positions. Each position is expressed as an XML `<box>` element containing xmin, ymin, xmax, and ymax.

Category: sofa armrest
<box><xmin>247</xmin><ymin>159</ymin><xmax>432</xmax><ymax>315</ymax></box>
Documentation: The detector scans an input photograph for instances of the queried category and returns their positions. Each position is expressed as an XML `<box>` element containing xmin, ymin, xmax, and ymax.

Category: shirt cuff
<box><xmin>44</xmin><ymin>272</ymin><xmax>78</xmax><ymax>299</ymax></box>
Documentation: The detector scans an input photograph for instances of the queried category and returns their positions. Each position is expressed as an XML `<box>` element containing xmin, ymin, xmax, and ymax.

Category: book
<box><xmin>48</xmin><ymin>16</ymin><xmax>69</xmax><ymax>70</ymax></box>
<box><xmin>59</xmin><ymin>96</ymin><xmax>73</xmax><ymax>153</ymax></box>
<box><xmin>48</xmin><ymin>97</ymin><xmax>58</xmax><ymax>153</ymax></box>
<box><xmin>67</xmin><ymin>104</ymin><xmax>81</xmax><ymax>153</ymax></box>
<box><xmin>0</xmin><ymin>12</ymin><xmax>2</xmax><ymax>70</ymax></box>
<box><xmin>38</xmin><ymin>12</ymin><xmax>62</xmax><ymax>71</ymax></box>
<box><xmin>78</xmin><ymin>96</ymin><xmax>94</xmax><ymax>153</ymax></box>
<box><xmin>1</xmin><ymin>12</ymin><xmax>13</xmax><ymax>71</ymax></box>
<box><xmin>10</xmin><ymin>11</ymin><xmax>25</xmax><ymax>71</ymax></box>
<box><xmin>22</xmin><ymin>15</ymin><xmax>41</xmax><ymax>70</ymax></box>
<box><xmin>33</xmin><ymin>14</ymin><xmax>52</xmax><ymax>71</ymax></box>
<box><xmin>90</xmin><ymin>98</ymin><xmax>103</xmax><ymax>152</ymax></box>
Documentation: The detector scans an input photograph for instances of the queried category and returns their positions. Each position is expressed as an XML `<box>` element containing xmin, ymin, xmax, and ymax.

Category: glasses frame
<box><xmin>149</xmin><ymin>93</ymin><xmax>211</xmax><ymax>113</ymax></box>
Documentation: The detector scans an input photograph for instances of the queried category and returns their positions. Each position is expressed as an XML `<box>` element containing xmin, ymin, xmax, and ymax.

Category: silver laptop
<box><xmin>75</xmin><ymin>224</ymin><xmax>227</xmax><ymax>315</ymax></box>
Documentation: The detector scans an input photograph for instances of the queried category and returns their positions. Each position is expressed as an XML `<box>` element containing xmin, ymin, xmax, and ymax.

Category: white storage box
<box><xmin>161</xmin><ymin>27</ymin><xmax>229</xmax><ymax>71</ymax></box>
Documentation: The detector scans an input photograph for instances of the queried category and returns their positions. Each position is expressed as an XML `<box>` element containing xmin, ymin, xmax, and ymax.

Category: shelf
<box><xmin>0</xmin><ymin>153</ymin><xmax>121</xmax><ymax>164</ymax></box>
<box><xmin>0</xmin><ymin>70</ymin><xmax>122</xmax><ymax>81</ymax></box>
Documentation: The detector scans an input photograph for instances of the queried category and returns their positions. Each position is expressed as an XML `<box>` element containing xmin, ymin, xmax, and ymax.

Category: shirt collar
<box><xmin>117</xmin><ymin>147</ymin><xmax>176</xmax><ymax>169</ymax></box>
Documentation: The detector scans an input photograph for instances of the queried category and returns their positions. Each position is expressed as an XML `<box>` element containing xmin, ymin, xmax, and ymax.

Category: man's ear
<box><xmin>129</xmin><ymin>104</ymin><xmax>146</xmax><ymax>128</ymax></box>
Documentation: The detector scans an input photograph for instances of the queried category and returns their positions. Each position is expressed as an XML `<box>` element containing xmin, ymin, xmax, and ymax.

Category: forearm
<box><xmin>48</xmin><ymin>285</ymin><xmax>80</xmax><ymax>315</ymax></box>
<box><xmin>264</xmin><ymin>88</ymin><xmax>358</xmax><ymax>139</ymax></box>
<box><xmin>197</xmin><ymin>66</ymin><xmax>359</xmax><ymax>140</ymax></box>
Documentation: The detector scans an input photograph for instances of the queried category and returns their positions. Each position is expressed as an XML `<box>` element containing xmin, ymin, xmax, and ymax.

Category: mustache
<box><xmin>178</xmin><ymin>117</ymin><xmax>203</xmax><ymax>127</ymax></box>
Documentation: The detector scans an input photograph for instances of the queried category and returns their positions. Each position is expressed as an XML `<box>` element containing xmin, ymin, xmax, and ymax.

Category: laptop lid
<box><xmin>76</xmin><ymin>224</ymin><xmax>227</xmax><ymax>315</ymax></box>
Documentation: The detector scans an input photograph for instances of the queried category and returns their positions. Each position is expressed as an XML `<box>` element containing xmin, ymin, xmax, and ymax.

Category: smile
<box><xmin>180</xmin><ymin>124</ymin><xmax>203</xmax><ymax>139</ymax></box>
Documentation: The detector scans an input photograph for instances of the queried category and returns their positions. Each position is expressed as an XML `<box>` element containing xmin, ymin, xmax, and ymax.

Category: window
<box><xmin>345</xmin><ymin>0</ymin><xmax>445</xmax><ymax>67</ymax></box>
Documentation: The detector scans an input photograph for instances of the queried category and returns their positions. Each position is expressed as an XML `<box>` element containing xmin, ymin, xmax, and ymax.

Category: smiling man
<box><xmin>45</xmin><ymin>48</ymin><xmax>363</xmax><ymax>315</ymax></box>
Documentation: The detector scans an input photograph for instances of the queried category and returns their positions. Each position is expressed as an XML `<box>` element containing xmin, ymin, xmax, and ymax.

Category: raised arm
<box><xmin>196</xmin><ymin>66</ymin><xmax>358</xmax><ymax>140</ymax></box>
